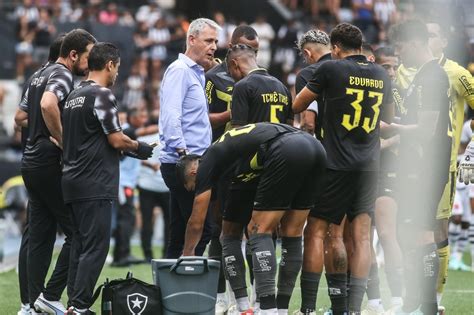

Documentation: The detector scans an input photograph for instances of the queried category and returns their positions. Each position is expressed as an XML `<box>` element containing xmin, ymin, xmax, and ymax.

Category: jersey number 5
<box><xmin>342</xmin><ymin>88</ymin><xmax>383</xmax><ymax>133</ymax></box>
<box><xmin>270</xmin><ymin>104</ymin><xmax>284</xmax><ymax>123</ymax></box>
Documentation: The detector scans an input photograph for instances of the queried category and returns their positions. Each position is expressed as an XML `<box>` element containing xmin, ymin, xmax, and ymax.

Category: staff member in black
<box><xmin>14</xmin><ymin>33</ymin><xmax>65</xmax><ymax>315</ymax></box>
<box><xmin>61</xmin><ymin>43</ymin><xmax>153</xmax><ymax>314</ymax></box>
<box><xmin>14</xmin><ymin>29</ymin><xmax>96</xmax><ymax>315</ymax></box>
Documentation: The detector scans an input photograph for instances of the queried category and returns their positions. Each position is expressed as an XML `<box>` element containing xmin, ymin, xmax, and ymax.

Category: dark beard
<box><xmin>72</xmin><ymin>62</ymin><xmax>86</xmax><ymax>76</ymax></box>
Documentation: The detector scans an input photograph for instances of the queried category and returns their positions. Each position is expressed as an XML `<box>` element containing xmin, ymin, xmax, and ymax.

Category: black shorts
<box><xmin>310</xmin><ymin>169</ymin><xmax>378</xmax><ymax>224</ymax></box>
<box><xmin>253</xmin><ymin>132</ymin><xmax>326</xmax><ymax>211</ymax></box>
<box><xmin>222</xmin><ymin>188</ymin><xmax>256</xmax><ymax>225</ymax></box>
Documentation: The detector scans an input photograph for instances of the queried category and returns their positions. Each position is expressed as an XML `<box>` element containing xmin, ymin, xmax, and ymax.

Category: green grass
<box><xmin>1</xmin><ymin>247</ymin><xmax>473</xmax><ymax>314</ymax></box>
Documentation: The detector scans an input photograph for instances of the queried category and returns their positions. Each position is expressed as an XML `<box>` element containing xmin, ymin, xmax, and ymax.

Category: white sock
<box><xmin>236</xmin><ymin>297</ymin><xmax>250</xmax><ymax>312</ymax></box>
<box><xmin>437</xmin><ymin>293</ymin><xmax>443</xmax><ymax>305</ymax></box>
<box><xmin>260</xmin><ymin>308</ymin><xmax>278</xmax><ymax>314</ymax></box>
<box><xmin>277</xmin><ymin>309</ymin><xmax>288</xmax><ymax>315</ymax></box>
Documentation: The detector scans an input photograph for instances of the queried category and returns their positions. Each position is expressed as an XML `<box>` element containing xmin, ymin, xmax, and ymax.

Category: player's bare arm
<box><xmin>41</xmin><ymin>91</ymin><xmax>62</xmax><ymax>147</ymax></box>
<box><xmin>210</xmin><ymin>111</ymin><xmax>231</xmax><ymax>128</ymax></box>
<box><xmin>14</xmin><ymin>108</ymin><xmax>28</xmax><ymax>128</ymax></box>
<box><xmin>292</xmin><ymin>87</ymin><xmax>319</xmax><ymax>114</ymax></box>
<box><xmin>183</xmin><ymin>189</ymin><xmax>212</xmax><ymax>256</ymax></box>
<box><xmin>107</xmin><ymin>131</ymin><xmax>139</xmax><ymax>151</ymax></box>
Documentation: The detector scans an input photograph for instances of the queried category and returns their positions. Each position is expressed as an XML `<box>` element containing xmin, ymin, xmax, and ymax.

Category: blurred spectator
<box><xmin>32</xmin><ymin>8</ymin><xmax>56</xmax><ymax>67</ymax></box>
<box><xmin>273</xmin><ymin>19</ymin><xmax>300</xmax><ymax>76</ymax></box>
<box><xmin>14</xmin><ymin>0</ymin><xmax>39</xmax><ymax>83</ymax></box>
<box><xmin>338</xmin><ymin>0</ymin><xmax>355</xmax><ymax>22</ymax></box>
<box><xmin>122</xmin><ymin>63</ymin><xmax>146</xmax><ymax>110</ymax></box>
<box><xmin>99</xmin><ymin>2</ymin><xmax>119</xmax><ymax>25</ymax></box>
<box><xmin>137</xmin><ymin>130</ymin><xmax>170</xmax><ymax>260</ymax></box>
<box><xmin>214</xmin><ymin>11</ymin><xmax>235</xmax><ymax>60</ymax></box>
<box><xmin>113</xmin><ymin>105</ymin><xmax>156</xmax><ymax>266</ymax></box>
<box><xmin>251</xmin><ymin>15</ymin><xmax>275</xmax><ymax>68</ymax></box>
<box><xmin>148</xmin><ymin>16</ymin><xmax>171</xmax><ymax>83</ymax></box>
<box><xmin>14</xmin><ymin>0</ymin><xmax>39</xmax><ymax>24</ymax></box>
<box><xmin>58</xmin><ymin>0</ymin><xmax>84</xmax><ymax>23</ymax></box>
<box><xmin>352</xmin><ymin>0</ymin><xmax>379</xmax><ymax>42</ymax></box>
<box><xmin>119</xmin><ymin>9</ymin><xmax>136</xmax><ymax>27</ymax></box>
<box><xmin>136</xmin><ymin>0</ymin><xmax>162</xmax><ymax>28</ymax></box>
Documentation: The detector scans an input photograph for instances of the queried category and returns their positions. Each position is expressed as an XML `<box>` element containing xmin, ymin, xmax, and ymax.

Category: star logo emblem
<box><xmin>127</xmin><ymin>293</ymin><xmax>148</xmax><ymax>314</ymax></box>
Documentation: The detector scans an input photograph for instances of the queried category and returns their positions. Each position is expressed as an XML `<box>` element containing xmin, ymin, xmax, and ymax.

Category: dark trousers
<box><xmin>161</xmin><ymin>163</ymin><xmax>212</xmax><ymax>258</ymax></box>
<box><xmin>67</xmin><ymin>199</ymin><xmax>112</xmax><ymax>309</ymax></box>
<box><xmin>22</xmin><ymin>165</ymin><xmax>73</xmax><ymax>305</ymax></box>
<box><xmin>113</xmin><ymin>187</ymin><xmax>135</xmax><ymax>261</ymax></box>
<box><xmin>138</xmin><ymin>187</ymin><xmax>170</xmax><ymax>258</ymax></box>
<box><xmin>18</xmin><ymin>204</ymin><xmax>29</xmax><ymax>304</ymax></box>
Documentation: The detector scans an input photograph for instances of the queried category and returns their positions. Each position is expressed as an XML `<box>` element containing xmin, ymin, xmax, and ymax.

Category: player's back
<box><xmin>231</xmin><ymin>69</ymin><xmax>293</xmax><ymax>126</ymax></box>
<box><xmin>22</xmin><ymin>63</ymin><xmax>73</xmax><ymax>169</ymax></box>
<box><xmin>309</xmin><ymin>55</ymin><xmax>392</xmax><ymax>171</ymax></box>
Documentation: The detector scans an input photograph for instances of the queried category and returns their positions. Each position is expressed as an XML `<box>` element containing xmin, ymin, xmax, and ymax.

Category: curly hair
<box><xmin>330</xmin><ymin>23</ymin><xmax>363</xmax><ymax>51</ymax></box>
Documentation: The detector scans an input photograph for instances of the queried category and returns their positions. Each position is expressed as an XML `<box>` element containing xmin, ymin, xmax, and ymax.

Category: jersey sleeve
<box><xmin>195</xmin><ymin>147</ymin><xmax>223</xmax><ymax>194</ymax></box>
<box><xmin>205</xmin><ymin>78</ymin><xmax>216</xmax><ymax>110</ymax></box>
<box><xmin>380</xmin><ymin>73</ymin><xmax>394</xmax><ymax>123</ymax></box>
<box><xmin>295</xmin><ymin>71</ymin><xmax>308</xmax><ymax>94</ymax></box>
<box><xmin>19</xmin><ymin>85</ymin><xmax>29</xmax><ymax>112</ymax></box>
<box><xmin>306</xmin><ymin>62</ymin><xmax>328</xmax><ymax>95</ymax></box>
<box><xmin>45</xmin><ymin>68</ymin><xmax>73</xmax><ymax>103</ymax></box>
<box><xmin>93</xmin><ymin>88</ymin><xmax>122</xmax><ymax>135</ymax></box>
<box><xmin>123</xmin><ymin>126</ymin><xmax>138</xmax><ymax>139</ymax></box>
<box><xmin>453</xmin><ymin>66</ymin><xmax>474</xmax><ymax>109</ymax></box>
<box><xmin>230</xmin><ymin>81</ymin><xmax>250</xmax><ymax>125</ymax></box>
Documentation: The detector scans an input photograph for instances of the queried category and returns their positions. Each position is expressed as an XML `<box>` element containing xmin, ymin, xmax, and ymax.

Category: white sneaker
<box><xmin>17</xmin><ymin>303</ymin><xmax>30</xmax><ymax>315</ymax></box>
<box><xmin>277</xmin><ymin>309</ymin><xmax>288</xmax><ymax>315</ymax></box>
<box><xmin>34</xmin><ymin>293</ymin><xmax>67</xmax><ymax>315</ymax></box>
<box><xmin>215</xmin><ymin>293</ymin><xmax>230</xmax><ymax>315</ymax></box>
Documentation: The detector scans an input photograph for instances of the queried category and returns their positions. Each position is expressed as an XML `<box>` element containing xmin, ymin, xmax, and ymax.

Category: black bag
<box><xmin>92</xmin><ymin>272</ymin><xmax>162</xmax><ymax>315</ymax></box>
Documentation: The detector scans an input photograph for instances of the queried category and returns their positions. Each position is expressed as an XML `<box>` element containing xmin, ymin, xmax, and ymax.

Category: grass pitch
<box><xmin>0</xmin><ymin>247</ymin><xmax>473</xmax><ymax>314</ymax></box>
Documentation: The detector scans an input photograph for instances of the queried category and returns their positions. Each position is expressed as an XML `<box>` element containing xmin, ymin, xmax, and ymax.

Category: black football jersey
<box><xmin>306</xmin><ymin>55</ymin><xmax>393</xmax><ymax>171</ymax></box>
<box><xmin>205</xmin><ymin>61</ymin><xmax>234</xmax><ymax>141</ymax></box>
<box><xmin>295</xmin><ymin>53</ymin><xmax>331</xmax><ymax>139</ymax></box>
<box><xmin>21</xmin><ymin>62</ymin><xmax>73</xmax><ymax>169</ymax></box>
<box><xmin>195</xmin><ymin>123</ymin><xmax>300</xmax><ymax>194</ymax></box>
<box><xmin>231</xmin><ymin>69</ymin><xmax>293</xmax><ymax>126</ymax></box>
<box><xmin>61</xmin><ymin>80</ymin><xmax>122</xmax><ymax>203</ymax></box>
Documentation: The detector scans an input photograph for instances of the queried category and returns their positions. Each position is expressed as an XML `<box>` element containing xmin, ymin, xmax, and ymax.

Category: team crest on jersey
<box><xmin>127</xmin><ymin>293</ymin><xmax>148</xmax><ymax>315</ymax></box>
